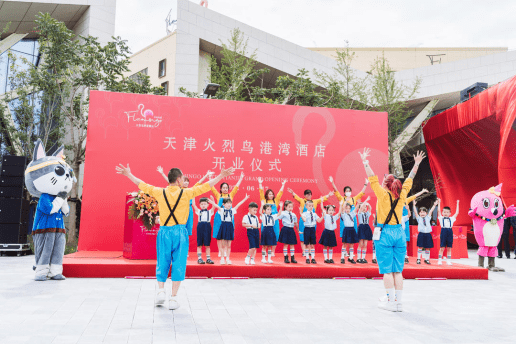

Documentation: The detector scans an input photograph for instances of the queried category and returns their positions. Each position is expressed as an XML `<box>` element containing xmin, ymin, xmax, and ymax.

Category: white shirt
<box><xmin>302</xmin><ymin>211</ymin><xmax>320</xmax><ymax>227</ymax></box>
<box><xmin>242</xmin><ymin>213</ymin><xmax>260</xmax><ymax>228</ymax></box>
<box><xmin>401</xmin><ymin>215</ymin><xmax>409</xmax><ymax>230</ymax></box>
<box><xmin>196</xmin><ymin>209</ymin><xmax>214</xmax><ymax>223</ymax></box>
<box><xmin>324</xmin><ymin>214</ymin><xmax>340</xmax><ymax>231</ymax></box>
<box><xmin>341</xmin><ymin>210</ymin><xmax>356</xmax><ymax>227</ymax></box>
<box><xmin>416</xmin><ymin>215</ymin><xmax>432</xmax><ymax>233</ymax></box>
<box><xmin>261</xmin><ymin>213</ymin><xmax>279</xmax><ymax>227</ymax></box>
<box><xmin>438</xmin><ymin>216</ymin><xmax>456</xmax><ymax>229</ymax></box>
<box><xmin>357</xmin><ymin>211</ymin><xmax>371</xmax><ymax>225</ymax></box>
<box><xmin>278</xmin><ymin>211</ymin><xmax>297</xmax><ymax>227</ymax></box>
<box><xmin>218</xmin><ymin>208</ymin><xmax>236</xmax><ymax>223</ymax></box>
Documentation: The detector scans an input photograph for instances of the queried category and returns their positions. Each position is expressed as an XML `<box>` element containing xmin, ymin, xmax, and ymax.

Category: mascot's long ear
<box><xmin>52</xmin><ymin>145</ymin><xmax>65</xmax><ymax>160</ymax></box>
<box><xmin>33</xmin><ymin>139</ymin><xmax>46</xmax><ymax>161</ymax></box>
<box><xmin>495</xmin><ymin>183</ymin><xmax>503</xmax><ymax>193</ymax></box>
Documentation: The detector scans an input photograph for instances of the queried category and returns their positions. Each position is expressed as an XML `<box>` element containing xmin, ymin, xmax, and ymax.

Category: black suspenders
<box><xmin>162</xmin><ymin>189</ymin><xmax>183</xmax><ymax>226</ymax></box>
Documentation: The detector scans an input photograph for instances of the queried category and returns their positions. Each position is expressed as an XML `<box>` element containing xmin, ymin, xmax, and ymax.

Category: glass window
<box><xmin>159</xmin><ymin>59</ymin><xmax>166</xmax><ymax>78</ymax></box>
<box><xmin>161</xmin><ymin>81</ymin><xmax>169</xmax><ymax>95</ymax></box>
<box><xmin>128</xmin><ymin>68</ymin><xmax>148</xmax><ymax>85</ymax></box>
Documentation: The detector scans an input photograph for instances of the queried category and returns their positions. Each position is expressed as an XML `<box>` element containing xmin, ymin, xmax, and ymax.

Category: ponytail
<box><xmin>384</xmin><ymin>174</ymin><xmax>402</xmax><ymax>198</ymax></box>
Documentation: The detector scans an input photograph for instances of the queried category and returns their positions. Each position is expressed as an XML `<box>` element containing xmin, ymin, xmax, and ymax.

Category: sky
<box><xmin>115</xmin><ymin>0</ymin><xmax>516</xmax><ymax>54</ymax></box>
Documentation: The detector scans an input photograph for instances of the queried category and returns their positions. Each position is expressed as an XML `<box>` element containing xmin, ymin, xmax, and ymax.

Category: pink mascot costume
<box><xmin>468</xmin><ymin>184</ymin><xmax>515</xmax><ymax>271</ymax></box>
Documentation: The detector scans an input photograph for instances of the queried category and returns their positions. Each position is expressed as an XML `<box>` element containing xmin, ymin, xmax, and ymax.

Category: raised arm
<box><xmin>156</xmin><ymin>166</ymin><xmax>169</xmax><ymax>183</ymax></box>
<box><xmin>235</xmin><ymin>172</ymin><xmax>245</xmax><ymax>188</ymax></box>
<box><xmin>453</xmin><ymin>200</ymin><xmax>460</xmax><ymax>218</ymax></box>
<box><xmin>359</xmin><ymin>148</ymin><xmax>375</xmax><ymax>177</ymax></box>
<box><xmin>208</xmin><ymin>168</ymin><xmax>235</xmax><ymax>188</ymax></box>
<box><xmin>208</xmin><ymin>196</ymin><xmax>222</xmax><ymax>210</ymax></box>
<box><xmin>413</xmin><ymin>200</ymin><xmax>419</xmax><ymax>219</ymax></box>
<box><xmin>233</xmin><ymin>194</ymin><xmax>250</xmax><ymax>211</ymax></box>
<box><xmin>116</xmin><ymin>164</ymin><xmax>144</xmax><ymax>186</ymax></box>
<box><xmin>408</xmin><ymin>151</ymin><xmax>426</xmax><ymax>180</ymax></box>
<box><xmin>358</xmin><ymin>178</ymin><xmax>368</xmax><ymax>195</ymax></box>
<box><xmin>438</xmin><ymin>197</ymin><xmax>442</xmax><ymax>217</ymax></box>
<box><xmin>407</xmin><ymin>188</ymin><xmax>429</xmax><ymax>204</ymax></box>
<box><xmin>329</xmin><ymin>176</ymin><xmax>338</xmax><ymax>192</ymax></box>
<box><xmin>429</xmin><ymin>199</ymin><xmax>439</xmax><ymax>218</ymax></box>
<box><xmin>278</xmin><ymin>179</ymin><xmax>287</xmax><ymax>193</ymax></box>
<box><xmin>192</xmin><ymin>201</ymin><xmax>200</xmax><ymax>213</ymax></box>
<box><xmin>288</xmin><ymin>188</ymin><xmax>303</xmax><ymax>204</ymax></box>
<box><xmin>259</xmin><ymin>200</ymin><xmax>265</xmax><ymax>215</ymax></box>
<box><xmin>197</xmin><ymin>170</ymin><xmax>214</xmax><ymax>185</ymax></box>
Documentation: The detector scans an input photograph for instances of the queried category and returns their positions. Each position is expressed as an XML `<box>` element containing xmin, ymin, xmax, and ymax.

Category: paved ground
<box><xmin>1</xmin><ymin>251</ymin><xmax>516</xmax><ymax>344</ymax></box>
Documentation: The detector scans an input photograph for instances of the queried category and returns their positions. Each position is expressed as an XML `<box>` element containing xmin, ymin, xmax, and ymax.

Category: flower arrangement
<box><xmin>127</xmin><ymin>191</ymin><xmax>160</xmax><ymax>231</ymax></box>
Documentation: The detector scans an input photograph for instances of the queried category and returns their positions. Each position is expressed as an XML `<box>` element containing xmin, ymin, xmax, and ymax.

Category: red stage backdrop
<box><xmin>78</xmin><ymin>91</ymin><xmax>388</xmax><ymax>252</ymax></box>
<box><xmin>423</xmin><ymin>75</ymin><xmax>516</xmax><ymax>228</ymax></box>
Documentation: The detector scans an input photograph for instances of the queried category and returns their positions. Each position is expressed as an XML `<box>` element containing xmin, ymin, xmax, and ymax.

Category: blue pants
<box><xmin>374</xmin><ymin>224</ymin><xmax>406</xmax><ymax>274</ymax></box>
<box><xmin>156</xmin><ymin>225</ymin><xmax>189</xmax><ymax>282</ymax></box>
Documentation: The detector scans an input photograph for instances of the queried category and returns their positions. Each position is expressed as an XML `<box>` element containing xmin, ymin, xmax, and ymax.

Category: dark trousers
<box><xmin>498</xmin><ymin>217</ymin><xmax>516</xmax><ymax>257</ymax></box>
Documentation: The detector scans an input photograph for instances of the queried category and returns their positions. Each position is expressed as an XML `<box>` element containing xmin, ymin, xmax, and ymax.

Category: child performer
<box><xmin>116</xmin><ymin>164</ymin><xmax>234</xmax><ymax>310</ymax></box>
<box><xmin>278</xmin><ymin>201</ymin><xmax>300</xmax><ymax>264</ymax></box>
<box><xmin>438</xmin><ymin>199</ymin><xmax>459</xmax><ymax>265</ymax></box>
<box><xmin>329</xmin><ymin>176</ymin><xmax>369</xmax><ymax>260</ymax></box>
<box><xmin>403</xmin><ymin>189</ymin><xmax>429</xmax><ymax>263</ymax></box>
<box><xmin>258</xmin><ymin>177</ymin><xmax>287</xmax><ymax>256</ymax></box>
<box><xmin>319</xmin><ymin>199</ymin><xmax>340</xmax><ymax>264</ymax></box>
<box><xmin>242</xmin><ymin>202</ymin><xmax>261</xmax><ymax>265</ymax></box>
<box><xmin>287</xmin><ymin>188</ymin><xmax>333</xmax><ymax>257</ymax></box>
<box><xmin>192</xmin><ymin>198</ymin><xmax>215</xmax><ymax>264</ymax></box>
<box><xmin>413</xmin><ymin>199</ymin><xmax>438</xmax><ymax>264</ymax></box>
<box><xmin>341</xmin><ymin>202</ymin><xmax>359</xmax><ymax>264</ymax></box>
<box><xmin>210</xmin><ymin>172</ymin><xmax>245</xmax><ymax>257</ymax></box>
<box><xmin>157</xmin><ymin>167</ymin><xmax>214</xmax><ymax>236</ymax></box>
<box><xmin>260</xmin><ymin>201</ymin><xmax>283</xmax><ymax>263</ymax></box>
<box><xmin>301</xmin><ymin>200</ymin><xmax>323</xmax><ymax>264</ymax></box>
<box><xmin>209</xmin><ymin>194</ymin><xmax>249</xmax><ymax>265</ymax></box>
<box><xmin>357</xmin><ymin>201</ymin><xmax>375</xmax><ymax>264</ymax></box>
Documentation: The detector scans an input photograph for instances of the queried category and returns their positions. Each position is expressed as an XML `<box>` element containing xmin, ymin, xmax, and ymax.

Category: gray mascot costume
<box><xmin>25</xmin><ymin>139</ymin><xmax>76</xmax><ymax>281</ymax></box>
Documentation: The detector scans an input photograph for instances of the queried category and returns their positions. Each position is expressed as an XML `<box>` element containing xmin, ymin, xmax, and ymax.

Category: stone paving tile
<box><xmin>2</xmin><ymin>252</ymin><xmax>516</xmax><ymax>343</ymax></box>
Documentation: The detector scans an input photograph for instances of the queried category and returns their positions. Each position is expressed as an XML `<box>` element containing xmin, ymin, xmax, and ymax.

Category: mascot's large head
<box><xmin>24</xmin><ymin>139</ymin><xmax>77</xmax><ymax>197</ymax></box>
<box><xmin>470</xmin><ymin>183</ymin><xmax>504</xmax><ymax>219</ymax></box>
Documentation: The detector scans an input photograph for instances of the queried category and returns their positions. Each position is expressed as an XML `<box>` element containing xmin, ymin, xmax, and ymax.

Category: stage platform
<box><xmin>63</xmin><ymin>251</ymin><xmax>488</xmax><ymax>280</ymax></box>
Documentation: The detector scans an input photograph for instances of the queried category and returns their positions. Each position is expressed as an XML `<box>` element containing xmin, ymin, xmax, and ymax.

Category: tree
<box><xmin>180</xmin><ymin>28</ymin><xmax>269</xmax><ymax>100</ymax></box>
<box><xmin>0</xmin><ymin>13</ymin><xmax>165</xmax><ymax>245</ymax></box>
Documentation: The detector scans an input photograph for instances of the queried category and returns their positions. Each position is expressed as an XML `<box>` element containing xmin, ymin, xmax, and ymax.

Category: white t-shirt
<box><xmin>196</xmin><ymin>209</ymin><xmax>214</xmax><ymax>223</ymax></box>
<box><xmin>278</xmin><ymin>211</ymin><xmax>297</xmax><ymax>227</ymax></box>
<box><xmin>439</xmin><ymin>216</ymin><xmax>456</xmax><ymax>229</ymax></box>
<box><xmin>324</xmin><ymin>214</ymin><xmax>340</xmax><ymax>231</ymax></box>
<box><xmin>302</xmin><ymin>211</ymin><xmax>320</xmax><ymax>227</ymax></box>
<box><xmin>341</xmin><ymin>210</ymin><xmax>356</xmax><ymax>227</ymax></box>
<box><xmin>261</xmin><ymin>213</ymin><xmax>279</xmax><ymax>227</ymax></box>
<box><xmin>242</xmin><ymin>213</ymin><xmax>260</xmax><ymax>228</ymax></box>
<box><xmin>218</xmin><ymin>208</ymin><xmax>236</xmax><ymax>223</ymax></box>
<box><xmin>416</xmin><ymin>215</ymin><xmax>432</xmax><ymax>233</ymax></box>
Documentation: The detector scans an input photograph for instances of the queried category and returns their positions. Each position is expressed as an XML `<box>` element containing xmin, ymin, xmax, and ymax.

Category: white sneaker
<box><xmin>155</xmin><ymin>289</ymin><xmax>166</xmax><ymax>306</ymax></box>
<box><xmin>271</xmin><ymin>252</ymin><xmax>275</xmax><ymax>257</ymax></box>
<box><xmin>227</xmin><ymin>259</ymin><xmax>232</xmax><ymax>265</ymax></box>
<box><xmin>220</xmin><ymin>258</ymin><xmax>225</xmax><ymax>265</ymax></box>
<box><xmin>250</xmin><ymin>259</ymin><xmax>255</xmax><ymax>265</ymax></box>
<box><xmin>378</xmin><ymin>300</ymin><xmax>398</xmax><ymax>312</ymax></box>
<box><xmin>438</xmin><ymin>260</ymin><xmax>443</xmax><ymax>265</ymax></box>
<box><xmin>447</xmin><ymin>260</ymin><xmax>453</xmax><ymax>266</ymax></box>
<box><xmin>168</xmin><ymin>297</ymin><xmax>180</xmax><ymax>310</ymax></box>
<box><xmin>378</xmin><ymin>295</ymin><xmax>388</xmax><ymax>302</ymax></box>
<box><xmin>218</xmin><ymin>252</ymin><xmax>221</xmax><ymax>257</ymax></box>
<box><xmin>268</xmin><ymin>257</ymin><xmax>273</xmax><ymax>264</ymax></box>
<box><xmin>261</xmin><ymin>258</ymin><xmax>267</xmax><ymax>263</ymax></box>
<box><xmin>396</xmin><ymin>302</ymin><xmax>403</xmax><ymax>312</ymax></box>
<box><xmin>245</xmin><ymin>256</ymin><xmax>250</xmax><ymax>265</ymax></box>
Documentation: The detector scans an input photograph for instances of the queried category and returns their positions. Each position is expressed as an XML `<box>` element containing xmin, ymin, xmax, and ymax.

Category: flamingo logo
<box><xmin>125</xmin><ymin>104</ymin><xmax>162</xmax><ymax>128</ymax></box>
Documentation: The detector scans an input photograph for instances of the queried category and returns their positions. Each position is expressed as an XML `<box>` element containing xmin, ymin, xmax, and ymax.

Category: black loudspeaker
<box><xmin>1</xmin><ymin>164</ymin><xmax>25</xmax><ymax>177</ymax></box>
<box><xmin>0</xmin><ymin>186</ymin><xmax>24</xmax><ymax>198</ymax></box>
<box><xmin>2</xmin><ymin>156</ymin><xmax>27</xmax><ymax>167</ymax></box>
<box><xmin>0</xmin><ymin>198</ymin><xmax>29</xmax><ymax>224</ymax></box>
<box><xmin>0</xmin><ymin>223</ymin><xmax>28</xmax><ymax>244</ymax></box>
<box><xmin>0</xmin><ymin>176</ymin><xmax>24</xmax><ymax>187</ymax></box>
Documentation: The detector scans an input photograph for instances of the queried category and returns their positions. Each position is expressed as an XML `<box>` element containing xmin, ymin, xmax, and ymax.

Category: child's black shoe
<box><xmin>197</xmin><ymin>259</ymin><xmax>205</xmax><ymax>264</ymax></box>
<box><xmin>206</xmin><ymin>259</ymin><xmax>214</xmax><ymax>264</ymax></box>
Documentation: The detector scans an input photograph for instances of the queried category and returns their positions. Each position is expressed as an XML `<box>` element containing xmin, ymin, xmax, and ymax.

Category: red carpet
<box><xmin>63</xmin><ymin>251</ymin><xmax>488</xmax><ymax>280</ymax></box>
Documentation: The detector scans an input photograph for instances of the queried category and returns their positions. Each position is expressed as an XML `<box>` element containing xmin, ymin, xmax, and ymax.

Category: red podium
<box><xmin>123</xmin><ymin>195</ymin><xmax>158</xmax><ymax>260</ymax></box>
<box><xmin>408</xmin><ymin>225</ymin><xmax>468</xmax><ymax>259</ymax></box>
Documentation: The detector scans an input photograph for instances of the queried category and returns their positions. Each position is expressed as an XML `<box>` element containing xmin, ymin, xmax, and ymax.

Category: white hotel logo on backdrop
<box><xmin>125</xmin><ymin>104</ymin><xmax>163</xmax><ymax>128</ymax></box>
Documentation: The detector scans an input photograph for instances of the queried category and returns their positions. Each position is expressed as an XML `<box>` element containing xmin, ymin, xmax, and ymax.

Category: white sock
<box><xmin>310</xmin><ymin>249</ymin><xmax>315</xmax><ymax>258</ymax></box>
<box><xmin>417</xmin><ymin>249</ymin><xmax>422</xmax><ymax>259</ymax></box>
<box><xmin>290</xmin><ymin>248</ymin><xmax>295</xmax><ymax>257</ymax></box>
<box><xmin>425</xmin><ymin>250</ymin><xmax>430</xmax><ymax>260</ymax></box>
<box><xmin>304</xmin><ymin>249</ymin><xmax>309</xmax><ymax>257</ymax></box>
<box><xmin>283</xmin><ymin>249</ymin><xmax>288</xmax><ymax>257</ymax></box>
<box><xmin>357</xmin><ymin>249</ymin><xmax>362</xmax><ymax>260</ymax></box>
<box><xmin>341</xmin><ymin>248</ymin><xmax>345</xmax><ymax>259</ymax></box>
<box><xmin>372</xmin><ymin>246</ymin><xmax>376</xmax><ymax>259</ymax></box>
<box><xmin>362</xmin><ymin>247</ymin><xmax>367</xmax><ymax>259</ymax></box>
<box><xmin>395</xmin><ymin>290</ymin><xmax>403</xmax><ymax>303</ymax></box>
<box><xmin>386</xmin><ymin>288</ymin><xmax>395</xmax><ymax>302</ymax></box>
<box><xmin>323</xmin><ymin>249</ymin><xmax>328</xmax><ymax>260</ymax></box>
<box><xmin>350</xmin><ymin>248</ymin><xmax>354</xmax><ymax>259</ymax></box>
<box><xmin>329</xmin><ymin>249</ymin><xmax>333</xmax><ymax>259</ymax></box>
